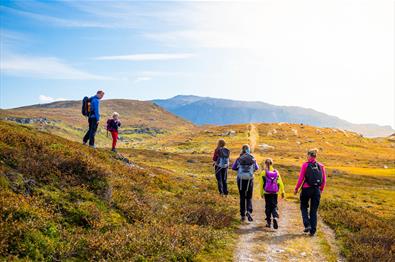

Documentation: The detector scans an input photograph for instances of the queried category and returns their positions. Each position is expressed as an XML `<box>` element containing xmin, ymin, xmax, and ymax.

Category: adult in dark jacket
<box><xmin>232</xmin><ymin>144</ymin><xmax>259</xmax><ymax>222</ymax></box>
<box><xmin>83</xmin><ymin>90</ymin><xmax>104</xmax><ymax>148</ymax></box>
<box><xmin>212</xmin><ymin>139</ymin><xmax>230</xmax><ymax>196</ymax></box>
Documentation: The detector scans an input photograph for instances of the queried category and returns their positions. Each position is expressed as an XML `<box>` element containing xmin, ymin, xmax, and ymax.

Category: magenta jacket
<box><xmin>295</xmin><ymin>158</ymin><xmax>327</xmax><ymax>192</ymax></box>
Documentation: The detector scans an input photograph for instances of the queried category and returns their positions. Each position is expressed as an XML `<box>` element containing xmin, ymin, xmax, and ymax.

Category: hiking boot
<box><xmin>83</xmin><ymin>141</ymin><xmax>87</xmax><ymax>145</ymax></box>
<box><xmin>309</xmin><ymin>231</ymin><xmax>316</xmax><ymax>237</ymax></box>
<box><xmin>273</xmin><ymin>218</ymin><xmax>279</xmax><ymax>229</ymax></box>
<box><xmin>246</xmin><ymin>212</ymin><xmax>253</xmax><ymax>222</ymax></box>
<box><xmin>241</xmin><ymin>216</ymin><xmax>246</xmax><ymax>222</ymax></box>
<box><xmin>265</xmin><ymin>223</ymin><xmax>271</xmax><ymax>228</ymax></box>
<box><xmin>111</xmin><ymin>148</ymin><xmax>117</xmax><ymax>153</ymax></box>
<box><xmin>304</xmin><ymin>226</ymin><xmax>311</xmax><ymax>233</ymax></box>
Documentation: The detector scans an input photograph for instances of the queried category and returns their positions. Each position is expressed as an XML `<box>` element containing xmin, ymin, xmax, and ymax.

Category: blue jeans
<box><xmin>83</xmin><ymin>117</ymin><xmax>98</xmax><ymax>146</ymax></box>
<box><xmin>300</xmin><ymin>187</ymin><xmax>321</xmax><ymax>234</ymax></box>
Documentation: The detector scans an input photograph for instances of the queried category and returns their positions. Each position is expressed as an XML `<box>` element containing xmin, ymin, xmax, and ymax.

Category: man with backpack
<box><xmin>212</xmin><ymin>139</ymin><xmax>230</xmax><ymax>196</ymax></box>
<box><xmin>260</xmin><ymin>158</ymin><xmax>285</xmax><ymax>229</ymax></box>
<box><xmin>232</xmin><ymin>144</ymin><xmax>259</xmax><ymax>222</ymax></box>
<box><xmin>294</xmin><ymin>149</ymin><xmax>327</xmax><ymax>236</ymax></box>
<box><xmin>82</xmin><ymin>90</ymin><xmax>105</xmax><ymax>148</ymax></box>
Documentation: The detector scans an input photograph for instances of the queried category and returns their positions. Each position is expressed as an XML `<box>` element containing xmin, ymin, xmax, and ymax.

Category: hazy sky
<box><xmin>0</xmin><ymin>0</ymin><xmax>394</xmax><ymax>128</ymax></box>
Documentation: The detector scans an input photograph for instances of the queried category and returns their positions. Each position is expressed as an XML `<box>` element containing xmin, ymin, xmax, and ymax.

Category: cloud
<box><xmin>95</xmin><ymin>53</ymin><xmax>196</xmax><ymax>61</ymax></box>
<box><xmin>39</xmin><ymin>95</ymin><xmax>67</xmax><ymax>103</ymax></box>
<box><xmin>0</xmin><ymin>54</ymin><xmax>111</xmax><ymax>80</ymax></box>
<box><xmin>133</xmin><ymin>76</ymin><xmax>152</xmax><ymax>83</ymax></box>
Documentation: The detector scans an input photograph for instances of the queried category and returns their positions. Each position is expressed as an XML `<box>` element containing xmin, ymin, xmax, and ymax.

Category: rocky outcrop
<box><xmin>2</xmin><ymin>117</ymin><xmax>59</xmax><ymax>125</ymax></box>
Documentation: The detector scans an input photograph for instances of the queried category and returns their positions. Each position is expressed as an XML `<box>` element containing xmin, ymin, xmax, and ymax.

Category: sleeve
<box><xmin>277</xmin><ymin>172</ymin><xmax>285</xmax><ymax>194</ymax></box>
<box><xmin>295</xmin><ymin>163</ymin><xmax>307</xmax><ymax>192</ymax></box>
<box><xmin>260</xmin><ymin>171</ymin><xmax>265</xmax><ymax>198</ymax></box>
<box><xmin>320</xmin><ymin>164</ymin><xmax>327</xmax><ymax>192</ymax></box>
<box><xmin>232</xmin><ymin>158</ymin><xmax>239</xmax><ymax>170</ymax></box>
<box><xmin>92</xmin><ymin>99</ymin><xmax>100</xmax><ymax>121</ymax></box>
<box><xmin>212</xmin><ymin>149</ymin><xmax>219</xmax><ymax>162</ymax></box>
<box><xmin>254</xmin><ymin>160</ymin><xmax>259</xmax><ymax>171</ymax></box>
<box><xmin>118</xmin><ymin>121</ymin><xmax>121</xmax><ymax>127</ymax></box>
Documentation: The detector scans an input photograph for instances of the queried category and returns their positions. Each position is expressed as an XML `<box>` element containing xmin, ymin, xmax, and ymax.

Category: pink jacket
<box><xmin>295</xmin><ymin>158</ymin><xmax>326</xmax><ymax>192</ymax></box>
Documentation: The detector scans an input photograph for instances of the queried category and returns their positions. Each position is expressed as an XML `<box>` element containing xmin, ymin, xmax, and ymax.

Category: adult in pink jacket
<box><xmin>294</xmin><ymin>149</ymin><xmax>326</xmax><ymax>236</ymax></box>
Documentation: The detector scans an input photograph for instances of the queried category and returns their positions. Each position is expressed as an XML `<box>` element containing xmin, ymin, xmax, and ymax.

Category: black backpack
<box><xmin>304</xmin><ymin>162</ymin><xmax>323</xmax><ymax>187</ymax></box>
<box><xmin>81</xmin><ymin>96</ymin><xmax>91</xmax><ymax>116</ymax></box>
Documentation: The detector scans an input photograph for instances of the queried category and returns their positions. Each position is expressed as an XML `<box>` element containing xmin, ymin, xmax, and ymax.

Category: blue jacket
<box><xmin>90</xmin><ymin>95</ymin><xmax>100</xmax><ymax>121</ymax></box>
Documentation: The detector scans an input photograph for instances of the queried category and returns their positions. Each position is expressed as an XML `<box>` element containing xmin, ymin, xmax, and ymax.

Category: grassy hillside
<box><xmin>0</xmin><ymin>99</ymin><xmax>195</xmax><ymax>148</ymax></box>
<box><xmin>136</xmin><ymin>122</ymin><xmax>395</xmax><ymax>261</ymax></box>
<box><xmin>0</xmin><ymin>121</ymin><xmax>237</xmax><ymax>261</ymax></box>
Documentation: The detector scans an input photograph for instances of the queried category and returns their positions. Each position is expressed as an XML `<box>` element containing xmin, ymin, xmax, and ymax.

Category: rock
<box><xmin>221</xmin><ymin>130</ymin><xmax>236</xmax><ymax>136</ymax></box>
<box><xmin>296</xmin><ymin>141</ymin><xmax>301</xmax><ymax>145</ymax></box>
<box><xmin>291</xmin><ymin>128</ymin><xmax>299</xmax><ymax>136</ymax></box>
<box><xmin>2</xmin><ymin>117</ymin><xmax>59</xmax><ymax>125</ymax></box>
<box><xmin>259</xmin><ymin>143</ymin><xmax>275</xmax><ymax>150</ymax></box>
<box><xmin>316</xmin><ymin>129</ymin><xmax>321</xmax><ymax>134</ymax></box>
<box><xmin>300</xmin><ymin>252</ymin><xmax>307</xmax><ymax>257</ymax></box>
<box><xmin>187</xmin><ymin>159</ymin><xmax>197</xmax><ymax>163</ymax></box>
<box><xmin>383</xmin><ymin>165</ymin><xmax>388</xmax><ymax>169</ymax></box>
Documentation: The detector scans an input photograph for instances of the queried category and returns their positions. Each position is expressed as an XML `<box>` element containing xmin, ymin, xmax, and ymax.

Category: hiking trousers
<box><xmin>300</xmin><ymin>187</ymin><xmax>321</xmax><ymax>234</ymax></box>
<box><xmin>214</xmin><ymin>166</ymin><xmax>228</xmax><ymax>195</ymax></box>
<box><xmin>83</xmin><ymin>117</ymin><xmax>98</xmax><ymax>146</ymax></box>
<box><xmin>111</xmin><ymin>131</ymin><xmax>119</xmax><ymax>149</ymax></box>
<box><xmin>264</xmin><ymin>194</ymin><xmax>278</xmax><ymax>222</ymax></box>
<box><xmin>237</xmin><ymin>178</ymin><xmax>253</xmax><ymax>217</ymax></box>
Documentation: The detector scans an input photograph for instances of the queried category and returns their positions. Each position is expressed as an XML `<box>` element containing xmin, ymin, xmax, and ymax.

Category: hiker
<box><xmin>106</xmin><ymin>112</ymin><xmax>121</xmax><ymax>152</ymax></box>
<box><xmin>294</xmin><ymin>148</ymin><xmax>327</xmax><ymax>236</ymax></box>
<box><xmin>260</xmin><ymin>158</ymin><xmax>285</xmax><ymax>229</ymax></box>
<box><xmin>232</xmin><ymin>144</ymin><xmax>259</xmax><ymax>222</ymax></box>
<box><xmin>82</xmin><ymin>90</ymin><xmax>105</xmax><ymax>148</ymax></box>
<box><xmin>213</xmin><ymin>139</ymin><xmax>230</xmax><ymax>196</ymax></box>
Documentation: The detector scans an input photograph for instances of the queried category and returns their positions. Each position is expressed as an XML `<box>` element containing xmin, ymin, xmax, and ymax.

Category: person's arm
<box><xmin>319</xmin><ymin>164</ymin><xmax>327</xmax><ymax>192</ymax></box>
<box><xmin>212</xmin><ymin>149</ymin><xmax>219</xmax><ymax>162</ymax></box>
<box><xmin>254</xmin><ymin>160</ymin><xmax>259</xmax><ymax>171</ymax></box>
<box><xmin>260</xmin><ymin>171</ymin><xmax>266</xmax><ymax>198</ymax></box>
<box><xmin>232</xmin><ymin>159</ymin><xmax>239</xmax><ymax>171</ymax></box>
<box><xmin>277</xmin><ymin>172</ymin><xmax>285</xmax><ymax>198</ymax></box>
<box><xmin>91</xmin><ymin>98</ymin><xmax>100</xmax><ymax>122</ymax></box>
<box><xmin>117</xmin><ymin>121</ymin><xmax>121</xmax><ymax>127</ymax></box>
<box><xmin>294</xmin><ymin>163</ymin><xmax>307</xmax><ymax>194</ymax></box>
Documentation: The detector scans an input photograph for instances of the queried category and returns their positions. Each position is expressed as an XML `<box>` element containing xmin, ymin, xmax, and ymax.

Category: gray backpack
<box><xmin>237</xmin><ymin>154</ymin><xmax>255</xmax><ymax>180</ymax></box>
<box><xmin>216</xmin><ymin>147</ymin><xmax>230</xmax><ymax>168</ymax></box>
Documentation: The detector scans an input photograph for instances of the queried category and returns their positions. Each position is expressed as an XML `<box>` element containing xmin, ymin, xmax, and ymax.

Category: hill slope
<box><xmin>0</xmin><ymin>99</ymin><xmax>195</xmax><ymax>147</ymax></box>
<box><xmin>153</xmin><ymin>95</ymin><xmax>394</xmax><ymax>137</ymax></box>
<box><xmin>0</xmin><ymin>121</ymin><xmax>235</xmax><ymax>261</ymax></box>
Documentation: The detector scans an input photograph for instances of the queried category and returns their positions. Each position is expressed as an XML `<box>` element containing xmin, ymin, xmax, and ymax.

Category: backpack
<box><xmin>264</xmin><ymin>170</ymin><xmax>279</xmax><ymax>193</ymax></box>
<box><xmin>304</xmin><ymin>162</ymin><xmax>323</xmax><ymax>187</ymax></box>
<box><xmin>106</xmin><ymin>119</ymin><xmax>115</xmax><ymax>132</ymax></box>
<box><xmin>216</xmin><ymin>147</ymin><xmax>230</xmax><ymax>168</ymax></box>
<box><xmin>237</xmin><ymin>154</ymin><xmax>255</xmax><ymax>180</ymax></box>
<box><xmin>81</xmin><ymin>96</ymin><xmax>91</xmax><ymax>117</ymax></box>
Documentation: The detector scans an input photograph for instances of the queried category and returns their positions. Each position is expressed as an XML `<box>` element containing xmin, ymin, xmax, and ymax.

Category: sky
<box><xmin>0</xmin><ymin>0</ymin><xmax>394</xmax><ymax>128</ymax></box>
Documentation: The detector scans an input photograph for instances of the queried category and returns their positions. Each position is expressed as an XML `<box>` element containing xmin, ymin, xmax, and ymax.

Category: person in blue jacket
<box><xmin>83</xmin><ymin>90</ymin><xmax>105</xmax><ymax>148</ymax></box>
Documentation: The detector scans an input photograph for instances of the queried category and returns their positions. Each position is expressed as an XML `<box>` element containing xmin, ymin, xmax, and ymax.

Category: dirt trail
<box><xmin>234</xmin><ymin>124</ymin><xmax>343</xmax><ymax>262</ymax></box>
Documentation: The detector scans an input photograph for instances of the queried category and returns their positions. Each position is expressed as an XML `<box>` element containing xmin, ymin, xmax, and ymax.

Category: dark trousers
<box><xmin>300</xmin><ymin>187</ymin><xmax>321</xmax><ymax>234</ymax></box>
<box><xmin>83</xmin><ymin>117</ymin><xmax>98</xmax><ymax>146</ymax></box>
<box><xmin>237</xmin><ymin>178</ymin><xmax>253</xmax><ymax>217</ymax></box>
<box><xmin>264</xmin><ymin>194</ymin><xmax>278</xmax><ymax>222</ymax></box>
<box><xmin>215</xmin><ymin>166</ymin><xmax>228</xmax><ymax>195</ymax></box>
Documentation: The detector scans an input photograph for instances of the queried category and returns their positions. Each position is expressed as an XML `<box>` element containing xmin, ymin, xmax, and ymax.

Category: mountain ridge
<box><xmin>153</xmin><ymin>95</ymin><xmax>394</xmax><ymax>138</ymax></box>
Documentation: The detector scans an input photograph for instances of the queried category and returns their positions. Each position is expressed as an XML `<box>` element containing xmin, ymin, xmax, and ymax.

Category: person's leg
<box><xmin>89</xmin><ymin>118</ymin><xmax>98</xmax><ymax>146</ymax></box>
<box><xmin>246</xmin><ymin>179</ymin><xmax>253</xmax><ymax>214</ymax></box>
<box><xmin>309</xmin><ymin>188</ymin><xmax>321</xmax><ymax>235</ymax></box>
<box><xmin>237</xmin><ymin>178</ymin><xmax>246</xmax><ymax>218</ymax></box>
<box><xmin>111</xmin><ymin>131</ymin><xmax>118</xmax><ymax>150</ymax></box>
<box><xmin>272</xmin><ymin>194</ymin><xmax>279</xmax><ymax>218</ymax></box>
<box><xmin>83</xmin><ymin>118</ymin><xmax>92</xmax><ymax>143</ymax></box>
<box><xmin>215</xmin><ymin>167</ymin><xmax>224</xmax><ymax>194</ymax></box>
<box><xmin>300</xmin><ymin>188</ymin><xmax>311</xmax><ymax>230</ymax></box>
<box><xmin>264</xmin><ymin>194</ymin><xmax>271</xmax><ymax>225</ymax></box>
<box><xmin>222</xmin><ymin>168</ymin><xmax>228</xmax><ymax>195</ymax></box>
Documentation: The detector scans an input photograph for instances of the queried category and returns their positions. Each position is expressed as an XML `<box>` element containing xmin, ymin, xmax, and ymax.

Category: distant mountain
<box><xmin>153</xmin><ymin>95</ymin><xmax>394</xmax><ymax>137</ymax></box>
